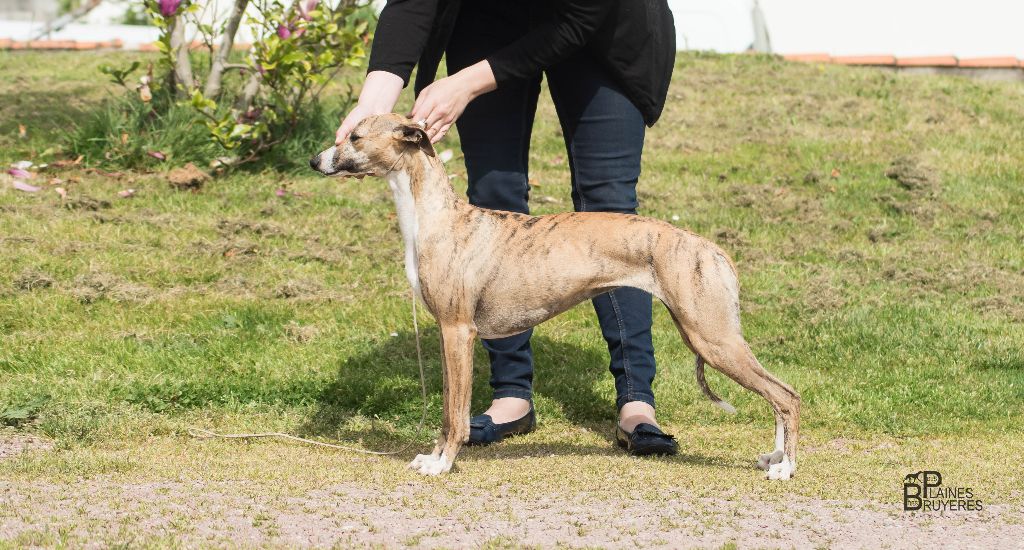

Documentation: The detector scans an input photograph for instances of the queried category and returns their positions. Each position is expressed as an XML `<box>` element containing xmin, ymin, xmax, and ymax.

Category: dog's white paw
<box><xmin>407</xmin><ymin>453</ymin><xmax>452</xmax><ymax>476</ymax></box>
<box><xmin>766</xmin><ymin>455</ymin><xmax>794</xmax><ymax>480</ymax></box>
<box><xmin>757</xmin><ymin>449</ymin><xmax>785</xmax><ymax>470</ymax></box>
<box><xmin>408</xmin><ymin>453</ymin><xmax>432</xmax><ymax>470</ymax></box>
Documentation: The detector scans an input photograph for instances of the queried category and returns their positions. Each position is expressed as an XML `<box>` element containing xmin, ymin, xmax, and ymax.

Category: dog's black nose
<box><xmin>308</xmin><ymin>156</ymin><xmax>319</xmax><ymax>170</ymax></box>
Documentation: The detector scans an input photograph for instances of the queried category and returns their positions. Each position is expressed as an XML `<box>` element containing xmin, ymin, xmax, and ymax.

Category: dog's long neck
<box><xmin>386</xmin><ymin>152</ymin><xmax>460</xmax><ymax>295</ymax></box>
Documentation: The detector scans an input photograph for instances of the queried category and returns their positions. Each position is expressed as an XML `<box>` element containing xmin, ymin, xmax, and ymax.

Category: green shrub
<box><xmin>67</xmin><ymin>0</ymin><xmax>374</xmax><ymax>172</ymax></box>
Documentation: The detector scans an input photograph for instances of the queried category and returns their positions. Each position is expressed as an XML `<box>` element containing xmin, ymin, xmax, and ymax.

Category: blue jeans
<box><xmin>446</xmin><ymin>2</ymin><xmax>656</xmax><ymax>410</ymax></box>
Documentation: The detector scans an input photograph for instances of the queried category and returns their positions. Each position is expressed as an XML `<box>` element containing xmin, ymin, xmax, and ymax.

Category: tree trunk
<box><xmin>168</xmin><ymin>16</ymin><xmax>194</xmax><ymax>97</ymax></box>
<box><xmin>235</xmin><ymin>71</ymin><xmax>262</xmax><ymax>112</ymax></box>
<box><xmin>203</xmin><ymin>0</ymin><xmax>250</xmax><ymax>99</ymax></box>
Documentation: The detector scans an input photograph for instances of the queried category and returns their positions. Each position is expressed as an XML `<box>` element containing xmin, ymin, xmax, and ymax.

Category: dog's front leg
<box><xmin>409</xmin><ymin>322</ymin><xmax>476</xmax><ymax>476</ymax></box>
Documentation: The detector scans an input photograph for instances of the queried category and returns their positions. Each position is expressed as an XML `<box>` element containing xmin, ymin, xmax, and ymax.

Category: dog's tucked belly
<box><xmin>474</xmin><ymin>286</ymin><xmax>618</xmax><ymax>339</ymax></box>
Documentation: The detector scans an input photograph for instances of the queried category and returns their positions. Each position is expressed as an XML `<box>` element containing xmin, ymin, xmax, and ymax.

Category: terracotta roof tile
<box><xmin>832</xmin><ymin>55</ymin><xmax>897</xmax><ymax>66</ymax></box>
<box><xmin>897</xmin><ymin>56</ymin><xmax>958</xmax><ymax>67</ymax></box>
<box><xmin>784</xmin><ymin>53</ymin><xmax>1023</xmax><ymax>70</ymax></box>
<box><xmin>783</xmin><ymin>53</ymin><xmax>830</xmax><ymax>63</ymax></box>
<box><xmin>27</xmin><ymin>40</ymin><xmax>60</xmax><ymax>49</ymax></box>
<box><xmin>958</xmin><ymin>56</ymin><xmax>1020</xmax><ymax>68</ymax></box>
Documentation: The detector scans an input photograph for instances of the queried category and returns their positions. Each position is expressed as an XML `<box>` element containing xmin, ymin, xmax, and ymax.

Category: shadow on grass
<box><xmin>0</xmin><ymin>87</ymin><xmax>98</xmax><ymax>135</ymax></box>
<box><xmin>302</xmin><ymin>327</ymin><xmax>613</xmax><ymax>438</ymax></box>
<box><xmin>299</xmin><ymin>328</ymin><xmax>741</xmax><ymax>469</ymax></box>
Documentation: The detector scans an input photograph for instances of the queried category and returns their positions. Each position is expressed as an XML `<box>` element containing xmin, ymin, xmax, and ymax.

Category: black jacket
<box><xmin>367</xmin><ymin>0</ymin><xmax>676</xmax><ymax>126</ymax></box>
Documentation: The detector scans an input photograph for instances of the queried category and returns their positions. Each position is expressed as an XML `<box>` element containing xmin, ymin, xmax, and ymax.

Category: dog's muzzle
<box><xmin>309</xmin><ymin>151</ymin><xmax>346</xmax><ymax>176</ymax></box>
<box><xmin>309</xmin><ymin>150</ymin><xmax>370</xmax><ymax>178</ymax></box>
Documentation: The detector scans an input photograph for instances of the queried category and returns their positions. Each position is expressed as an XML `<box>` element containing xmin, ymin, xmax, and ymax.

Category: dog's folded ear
<box><xmin>395</xmin><ymin>123</ymin><xmax>436</xmax><ymax>158</ymax></box>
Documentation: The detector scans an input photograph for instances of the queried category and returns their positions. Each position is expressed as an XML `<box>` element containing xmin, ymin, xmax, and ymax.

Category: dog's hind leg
<box><xmin>666</xmin><ymin>310</ymin><xmax>737</xmax><ymax>415</ymax></box>
<box><xmin>409</xmin><ymin>322</ymin><xmax>476</xmax><ymax>476</ymax></box>
<box><xmin>687</xmin><ymin>329</ymin><xmax>801</xmax><ymax>480</ymax></box>
<box><xmin>664</xmin><ymin>251</ymin><xmax>801</xmax><ymax>480</ymax></box>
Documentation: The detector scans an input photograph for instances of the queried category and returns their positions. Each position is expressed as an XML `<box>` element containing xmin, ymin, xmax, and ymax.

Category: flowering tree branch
<box><xmin>203</xmin><ymin>0</ymin><xmax>250</xmax><ymax>99</ymax></box>
<box><xmin>162</xmin><ymin>1</ymin><xmax>194</xmax><ymax>97</ymax></box>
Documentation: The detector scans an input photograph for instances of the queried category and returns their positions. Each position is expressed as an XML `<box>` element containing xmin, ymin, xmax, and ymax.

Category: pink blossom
<box><xmin>300</xmin><ymin>0</ymin><xmax>318</xmax><ymax>20</ymax></box>
<box><xmin>7</xmin><ymin>168</ymin><xmax>32</xmax><ymax>179</ymax></box>
<box><xmin>277</xmin><ymin>24</ymin><xmax>291</xmax><ymax>39</ymax></box>
<box><xmin>12</xmin><ymin>180</ymin><xmax>40</xmax><ymax>193</ymax></box>
<box><xmin>158</xmin><ymin>0</ymin><xmax>181</xmax><ymax>18</ymax></box>
<box><xmin>241</xmin><ymin>108</ymin><xmax>262</xmax><ymax>122</ymax></box>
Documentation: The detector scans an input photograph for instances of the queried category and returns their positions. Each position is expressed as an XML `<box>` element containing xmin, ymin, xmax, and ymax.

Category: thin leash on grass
<box><xmin>188</xmin><ymin>289</ymin><xmax>429</xmax><ymax>456</ymax></box>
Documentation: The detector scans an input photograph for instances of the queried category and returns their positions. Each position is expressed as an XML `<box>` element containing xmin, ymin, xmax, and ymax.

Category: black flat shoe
<box><xmin>616</xmin><ymin>423</ymin><xmax>678</xmax><ymax>456</ymax></box>
<box><xmin>468</xmin><ymin>404</ymin><xmax>536</xmax><ymax>446</ymax></box>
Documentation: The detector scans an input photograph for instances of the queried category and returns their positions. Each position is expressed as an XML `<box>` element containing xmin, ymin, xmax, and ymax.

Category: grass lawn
<box><xmin>1</xmin><ymin>50</ymin><xmax>1023</xmax><ymax>547</ymax></box>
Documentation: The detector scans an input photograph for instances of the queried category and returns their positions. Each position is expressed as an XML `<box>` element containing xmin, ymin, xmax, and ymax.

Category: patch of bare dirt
<box><xmin>217</xmin><ymin>219</ymin><xmax>282</xmax><ymax>237</ymax></box>
<box><xmin>972</xmin><ymin>295</ymin><xmax>1024</xmax><ymax>323</ymax></box>
<box><xmin>64</xmin><ymin>195</ymin><xmax>112</xmax><ymax>211</ymax></box>
<box><xmin>69</xmin><ymin>272</ymin><xmax>152</xmax><ymax>304</ymax></box>
<box><xmin>284</xmin><ymin>321</ymin><xmax>321</xmax><ymax>343</ymax></box>
<box><xmin>885</xmin><ymin>157</ymin><xmax>941</xmax><ymax>193</ymax></box>
<box><xmin>0</xmin><ymin>435</ymin><xmax>53</xmax><ymax>461</ymax></box>
<box><xmin>167</xmin><ymin>163</ymin><xmax>209</xmax><ymax>191</ymax></box>
<box><xmin>219</xmin><ymin>240</ymin><xmax>260</xmax><ymax>258</ymax></box>
<box><xmin>879</xmin><ymin>258</ymin><xmax>1024</xmax><ymax>315</ymax></box>
<box><xmin>274</xmin><ymin>279</ymin><xmax>324</xmax><ymax>300</ymax></box>
<box><xmin>878</xmin><ymin>156</ymin><xmax>944</xmax><ymax>220</ymax></box>
<box><xmin>802</xmin><ymin>170</ymin><xmax>824</xmax><ymax>185</ymax></box>
<box><xmin>287</xmin><ymin>248</ymin><xmax>345</xmax><ymax>265</ymax></box>
<box><xmin>723</xmin><ymin>184</ymin><xmax>825</xmax><ymax>225</ymax></box>
<box><xmin>0</xmin><ymin>480</ymin><xmax>1020</xmax><ymax>548</ymax></box>
<box><xmin>12</xmin><ymin>269</ymin><xmax>54</xmax><ymax>291</ymax></box>
<box><xmin>867</xmin><ymin>225</ymin><xmax>901</xmax><ymax>243</ymax></box>
<box><xmin>712</xmin><ymin>228</ymin><xmax>746</xmax><ymax>248</ymax></box>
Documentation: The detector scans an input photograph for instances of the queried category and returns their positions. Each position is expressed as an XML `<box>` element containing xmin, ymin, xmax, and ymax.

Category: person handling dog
<box><xmin>335</xmin><ymin>0</ymin><xmax>678</xmax><ymax>455</ymax></box>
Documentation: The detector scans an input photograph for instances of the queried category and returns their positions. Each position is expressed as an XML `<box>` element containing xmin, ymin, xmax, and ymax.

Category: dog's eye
<box><xmin>350</xmin><ymin>134</ymin><xmax>361</xmax><ymax>143</ymax></box>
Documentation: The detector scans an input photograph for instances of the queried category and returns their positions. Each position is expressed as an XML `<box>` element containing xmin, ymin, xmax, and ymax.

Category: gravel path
<box><xmin>1</xmin><ymin>477</ymin><xmax>1021</xmax><ymax>548</ymax></box>
<box><xmin>3</xmin><ymin>434</ymin><xmax>1022</xmax><ymax>548</ymax></box>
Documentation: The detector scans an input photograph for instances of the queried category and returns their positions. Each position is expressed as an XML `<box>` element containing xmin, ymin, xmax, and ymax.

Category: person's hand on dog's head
<box><xmin>335</xmin><ymin>71</ymin><xmax>404</xmax><ymax>145</ymax></box>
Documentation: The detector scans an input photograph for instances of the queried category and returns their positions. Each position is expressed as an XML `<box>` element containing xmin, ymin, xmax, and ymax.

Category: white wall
<box><xmin>669</xmin><ymin>0</ymin><xmax>756</xmax><ymax>53</ymax></box>
<box><xmin>8</xmin><ymin>0</ymin><xmax>1024</xmax><ymax>58</ymax></box>
<box><xmin>759</xmin><ymin>0</ymin><xmax>1024</xmax><ymax>57</ymax></box>
<box><xmin>0</xmin><ymin>0</ymin><xmax>257</xmax><ymax>46</ymax></box>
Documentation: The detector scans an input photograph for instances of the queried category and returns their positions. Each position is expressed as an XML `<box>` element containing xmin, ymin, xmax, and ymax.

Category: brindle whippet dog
<box><xmin>310</xmin><ymin>114</ymin><xmax>801</xmax><ymax>480</ymax></box>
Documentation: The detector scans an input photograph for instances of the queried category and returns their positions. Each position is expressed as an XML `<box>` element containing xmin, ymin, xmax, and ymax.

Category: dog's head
<box><xmin>309</xmin><ymin>113</ymin><xmax>435</xmax><ymax>178</ymax></box>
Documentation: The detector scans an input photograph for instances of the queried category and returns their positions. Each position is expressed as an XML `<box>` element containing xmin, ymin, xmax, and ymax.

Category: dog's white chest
<box><xmin>387</xmin><ymin>171</ymin><xmax>420</xmax><ymax>295</ymax></box>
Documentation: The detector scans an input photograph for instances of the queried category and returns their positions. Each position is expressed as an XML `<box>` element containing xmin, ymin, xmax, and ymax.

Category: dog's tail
<box><xmin>695</xmin><ymin>355</ymin><xmax>736</xmax><ymax>414</ymax></box>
